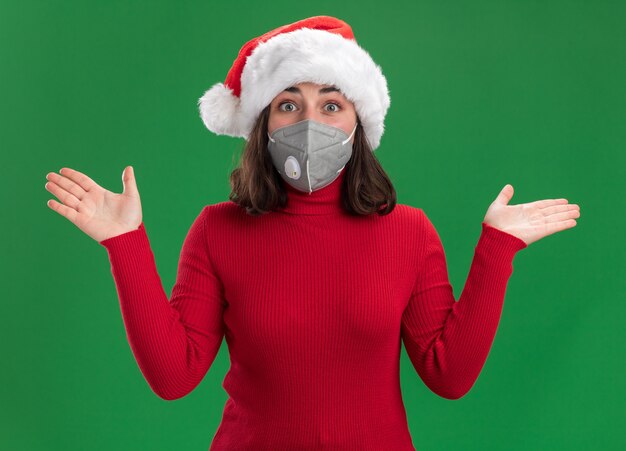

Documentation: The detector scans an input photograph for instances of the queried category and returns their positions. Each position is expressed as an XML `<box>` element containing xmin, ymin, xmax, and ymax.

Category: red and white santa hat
<box><xmin>197</xmin><ymin>15</ymin><xmax>391</xmax><ymax>150</ymax></box>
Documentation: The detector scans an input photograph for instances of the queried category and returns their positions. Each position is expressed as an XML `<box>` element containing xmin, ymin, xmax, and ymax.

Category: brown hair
<box><xmin>228</xmin><ymin>105</ymin><xmax>397</xmax><ymax>217</ymax></box>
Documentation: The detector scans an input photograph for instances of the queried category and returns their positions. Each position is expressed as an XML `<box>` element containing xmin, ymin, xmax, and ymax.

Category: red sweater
<box><xmin>100</xmin><ymin>169</ymin><xmax>527</xmax><ymax>450</ymax></box>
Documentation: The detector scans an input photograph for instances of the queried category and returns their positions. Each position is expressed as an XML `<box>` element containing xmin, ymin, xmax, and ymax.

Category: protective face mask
<box><xmin>267</xmin><ymin>119</ymin><xmax>358</xmax><ymax>193</ymax></box>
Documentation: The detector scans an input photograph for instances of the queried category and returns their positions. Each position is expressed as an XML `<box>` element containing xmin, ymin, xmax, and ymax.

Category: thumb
<box><xmin>122</xmin><ymin>165</ymin><xmax>139</xmax><ymax>197</ymax></box>
<box><xmin>493</xmin><ymin>183</ymin><xmax>514</xmax><ymax>206</ymax></box>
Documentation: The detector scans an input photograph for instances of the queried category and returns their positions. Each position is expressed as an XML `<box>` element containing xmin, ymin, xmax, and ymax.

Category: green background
<box><xmin>2</xmin><ymin>0</ymin><xmax>623</xmax><ymax>449</ymax></box>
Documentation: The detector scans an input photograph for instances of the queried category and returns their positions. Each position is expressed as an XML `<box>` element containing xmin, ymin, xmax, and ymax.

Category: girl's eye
<box><xmin>278</xmin><ymin>102</ymin><xmax>296</xmax><ymax>112</ymax></box>
<box><xmin>277</xmin><ymin>101</ymin><xmax>342</xmax><ymax>112</ymax></box>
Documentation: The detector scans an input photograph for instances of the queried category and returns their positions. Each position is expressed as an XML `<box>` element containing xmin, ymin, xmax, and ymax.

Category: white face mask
<box><xmin>267</xmin><ymin>119</ymin><xmax>358</xmax><ymax>193</ymax></box>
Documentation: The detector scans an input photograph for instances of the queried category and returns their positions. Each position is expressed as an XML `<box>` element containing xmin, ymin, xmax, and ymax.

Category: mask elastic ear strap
<box><xmin>342</xmin><ymin>123</ymin><xmax>358</xmax><ymax>145</ymax></box>
<box><xmin>267</xmin><ymin>132</ymin><xmax>275</xmax><ymax>143</ymax></box>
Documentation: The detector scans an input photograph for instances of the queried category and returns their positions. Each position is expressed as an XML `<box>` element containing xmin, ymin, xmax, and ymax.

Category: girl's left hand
<box><xmin>483</xmin><ymin>184</ymin><xmax>580</xmax><ymax>246</ymax></box>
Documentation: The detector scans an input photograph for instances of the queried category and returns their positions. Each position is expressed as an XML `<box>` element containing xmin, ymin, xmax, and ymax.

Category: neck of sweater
<box><xmin>278</xmin><ymin>169</ymin><xmax>346</xmax><ymax>215</ymax></box>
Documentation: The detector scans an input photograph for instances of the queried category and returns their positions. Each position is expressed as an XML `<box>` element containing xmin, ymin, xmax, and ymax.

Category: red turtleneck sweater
<box><xmin>99</xmin><ymin>170</ymin><xmax>527</xmax><ymax>450</ymax></box>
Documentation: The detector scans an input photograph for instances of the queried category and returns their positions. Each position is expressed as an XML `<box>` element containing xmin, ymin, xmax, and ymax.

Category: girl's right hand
<box><xmin>45</xmin><ymin>166</ymin><xmax>143</xmax><ymax>243</ymax></box>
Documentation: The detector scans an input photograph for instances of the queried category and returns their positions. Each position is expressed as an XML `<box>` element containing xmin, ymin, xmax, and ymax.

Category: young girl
<box><xmin>44</xmin><ymin>15</ymin><xmax>580</xmax><ymax>451</ymax></box>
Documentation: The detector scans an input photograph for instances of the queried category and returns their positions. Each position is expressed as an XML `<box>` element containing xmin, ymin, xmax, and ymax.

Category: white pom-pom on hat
<box><xmin>198</xmin><ymin>82</ymin><xmax>246</xmax><ymax>139</ymax></box>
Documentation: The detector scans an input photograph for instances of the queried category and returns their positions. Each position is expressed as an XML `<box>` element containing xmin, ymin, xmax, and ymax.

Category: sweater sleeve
<box><xmin>401</xmin><ymin>210</ymin><xmax>527</xmax><ymax>400</ymax></box>
<box><xmin>99</xmin><ymin>206</ymin><xmax>226</xmax><ymax>401</ymax></box>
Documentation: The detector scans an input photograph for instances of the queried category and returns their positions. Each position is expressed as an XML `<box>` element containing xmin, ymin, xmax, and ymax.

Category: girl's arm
<box><xmin>401</xmin><ymin>210</ymin><xmax>527</xmax><ymax>400</ymax></box>
<box><xmin>100</xmin><ymin>207</ymin><xmax>225</xmax><ymax>400</ymax></box>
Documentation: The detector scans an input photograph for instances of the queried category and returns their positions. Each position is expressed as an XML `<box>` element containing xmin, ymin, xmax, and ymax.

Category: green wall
<box><xmin>2</xmin><ymin>0</ymin><xmax>623</xmax><ymax>449</ymax></box>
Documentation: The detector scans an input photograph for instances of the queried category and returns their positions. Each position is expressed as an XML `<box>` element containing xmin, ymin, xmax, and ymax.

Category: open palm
<box><xmin>45</xmin><ymin>166</ymin><xmax>142</xmax><ymax>243</ymax></box>
<box><xmin>484</xmin><ymin>184</ymin><xmax>580</xmax><ymax>246</ymax></box>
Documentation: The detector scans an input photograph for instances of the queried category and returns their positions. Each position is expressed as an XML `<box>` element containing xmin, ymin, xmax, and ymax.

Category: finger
<box><xmin>122</xmin><ymin>166</ymin><xmax>139</xmax><ymax>197</ymax></box>
<box><xmin>541</xmin><ymin>204</ymin><xmax>581</xmax><ymax>216</ymax></box>
<box><xmin>544</xmin><ymin>209</ymin><xmax>581</xmax><ymax>223</ymax></box>
<box><xmin>47</xmin><ymin>170</ymin><xmax>87</xmax><ymax>201</ymax></box>
<box><xmin>533</xmin><ymin>198</ymin><xmax>569</xmax><ymax>209</ymax></box>
<box><xmin>58</xmin><ymin>167</ymin><xmax>98</xmax><ymax>193</ymax></box>
<box><xmin>493</xmin><ymin>184</ymin><xmax>514</xmax><ymax>206</ymax></box>
<box><xmin>47</xmin><ymin>198</ymin><xmax>79</xmax><ymax>224</ymax></box>
<box><xmin>45</xmin><ymin>180</ymin><xmax>81</xmax><ymax>210</ymax></box>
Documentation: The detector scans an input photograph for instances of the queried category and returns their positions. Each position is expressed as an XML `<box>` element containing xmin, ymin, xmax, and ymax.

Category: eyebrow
<box><xmin>283</xmin><ymin>86</ymin><xmax>341</xmax><ymax>95</ymax></box>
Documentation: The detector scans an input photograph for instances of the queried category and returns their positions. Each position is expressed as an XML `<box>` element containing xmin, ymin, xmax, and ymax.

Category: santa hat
<box><xmin>197</xmin><ymin>15</ymin><xmax>391</xmax><ymax>150</ymax></box>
